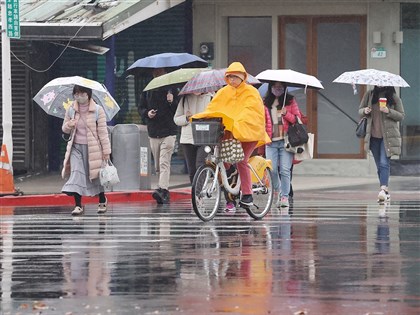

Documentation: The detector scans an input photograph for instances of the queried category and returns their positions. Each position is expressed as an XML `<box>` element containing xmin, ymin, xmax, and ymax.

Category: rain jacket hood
<box><xmin>192</xmin><ymin>62</ymin><xmax>270</xmax><ymax>147</ymax></box>
<box><xmin>224</xmin><ymin>62</ymin><xmax>248</xmax><ymax>85</ymax></box>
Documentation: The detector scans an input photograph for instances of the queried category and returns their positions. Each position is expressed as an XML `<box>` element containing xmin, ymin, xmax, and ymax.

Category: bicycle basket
<box><xmin>191</xmin><ymin>118</ymin><xmax>224</xmax><ymax>145</ymax></box>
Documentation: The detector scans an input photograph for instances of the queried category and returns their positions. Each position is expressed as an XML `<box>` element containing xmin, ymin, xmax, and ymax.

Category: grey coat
<box><xmin>358</xmin><ymin>90</ymin><xmax>405</xmax><ymax>157</ymax></box>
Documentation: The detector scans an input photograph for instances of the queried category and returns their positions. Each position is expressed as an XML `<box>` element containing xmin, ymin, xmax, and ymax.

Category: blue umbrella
<box><xmin>126</xmin><ymin>52</ymin><xmax>208</xmax><ymax>75</ymax></box>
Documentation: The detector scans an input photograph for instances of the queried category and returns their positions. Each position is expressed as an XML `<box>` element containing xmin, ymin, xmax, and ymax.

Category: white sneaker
<box><xmin>71</xmin><ymin>206</ymin><xmax>84</xmax><ymax>216</ymax></box>
<box><xmin>280</xmin><ymin>196</ymin><xmax>289</xmax><ymax>208</ymax></box>
<box><xmin>274</xmin><ymin>192</ymin><xmax>281</xmax><ymax>208</ymax></box>
<box><xmin>377</xmin><ymin>190</ymin><xmax>390</xmax><ymax>203</ymax></box>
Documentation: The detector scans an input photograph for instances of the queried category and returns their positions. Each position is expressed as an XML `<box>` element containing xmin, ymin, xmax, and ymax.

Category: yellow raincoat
<box><xmin>192</xmin><ymin>62</ymin><xmax>270</xmax><ymax>147</ymax></box>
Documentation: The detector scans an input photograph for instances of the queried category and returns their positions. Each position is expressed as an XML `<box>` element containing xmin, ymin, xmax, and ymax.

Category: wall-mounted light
<box><xmin>199</xmin><ymin>42</ymin><xmax>214</xmax><ymax>60</ymax></box>
<box><xmin>373</xmin><ymin>31</ymin><xmax>382</xmax><ymax>44</ymax></box>
<box><xmin>393</xmin><ymin>31</ymin><xmax>403</xmax><ymax>44</ymax></box>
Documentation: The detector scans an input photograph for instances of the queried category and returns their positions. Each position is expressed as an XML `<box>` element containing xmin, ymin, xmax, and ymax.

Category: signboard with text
<box><xmin>371</xmin><ymin>47</ymin><xmax>386</xmax><ymax>59</ymax></box>
<box><xmin>6</xmin><ymin>0</ymin><xmax>20</xmax><ymax>39</ymax></box>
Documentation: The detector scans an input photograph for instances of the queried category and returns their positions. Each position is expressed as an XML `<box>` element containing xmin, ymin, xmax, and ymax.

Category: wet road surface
<box><xmin>0</xmin><ymin>190</ymin><xmax>419</xmax><ymax>315</ymax></box>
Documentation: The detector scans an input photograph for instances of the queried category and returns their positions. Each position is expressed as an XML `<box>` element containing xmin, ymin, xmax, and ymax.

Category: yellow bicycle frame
<box><xmin>248</xmin><ymin>155</ymin><xmax>272</xmax><ymax>183</ymax></box>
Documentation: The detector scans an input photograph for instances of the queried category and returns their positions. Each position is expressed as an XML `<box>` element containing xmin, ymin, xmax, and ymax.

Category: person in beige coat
<box><xmin>62</xmin><ymin>85</ymin><xmax>111</xmax><ymax>215</ymax></box>
<box><xmin>174</xmin><ymin>93</ymin><xmax>212</xmax><ymax>183</ymax></box>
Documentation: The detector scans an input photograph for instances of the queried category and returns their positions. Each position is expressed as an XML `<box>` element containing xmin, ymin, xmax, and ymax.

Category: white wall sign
<box><xmin>371</xmin><ymin>47</ymin><xmax>387</xmax><ymax>58</ymax></box>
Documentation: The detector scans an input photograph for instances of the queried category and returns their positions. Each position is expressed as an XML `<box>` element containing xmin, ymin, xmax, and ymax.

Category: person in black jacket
<box><xmin>138</xmin><ymin>68</ymin><xmax>179</xmax><ymax>204</ymax></box>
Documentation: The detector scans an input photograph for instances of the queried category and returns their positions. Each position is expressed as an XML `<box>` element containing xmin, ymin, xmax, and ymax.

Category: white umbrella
<box><xmin>256</xmin><ymin>69</ymin><xmax>324</xmax><ymax>90</ymax></box>
<box><xmin>333</xmin><ymin>69</ymin><xmax>410</xmax><ymax>88</ymax></box>
<box><xmin>33</xmin><ymin>76</ymin><xmax>120</xmax><ymax>121</ymax></box>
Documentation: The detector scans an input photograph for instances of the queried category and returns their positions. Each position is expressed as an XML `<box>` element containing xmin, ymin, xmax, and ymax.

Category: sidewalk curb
<box><xmin>0</xmin><ymin>190</ymin><xmax>191</xmax><ymax>207</ymax></box>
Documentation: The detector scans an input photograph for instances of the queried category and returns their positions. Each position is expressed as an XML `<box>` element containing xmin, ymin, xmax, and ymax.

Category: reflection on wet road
<box><xmin>0</xmin><ymin>198</ymin><xmax>419</xmax><ymax>314</ymax></box>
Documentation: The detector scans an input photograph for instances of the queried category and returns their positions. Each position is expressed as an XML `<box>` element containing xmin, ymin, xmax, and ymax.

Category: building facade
<box><xmin>191</xmin><ymin>0</ymin><xmax>420</xmax><ymax>176</ymax></box>
<box><xmin>0</xmin><ymin>0</ymin><xmax>418</xmax><ymax>176</ymax></box>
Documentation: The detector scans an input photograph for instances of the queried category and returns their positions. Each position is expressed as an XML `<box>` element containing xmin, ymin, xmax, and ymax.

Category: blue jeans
<box><xmin>369</xmin><ymin>137</ymin><xmax>390</xmax><ymax>187</ymax></box>
<box><xmin>265</xmin><ymin>139</ymin><xmax>294</xmax><ymax>198</ymax></box>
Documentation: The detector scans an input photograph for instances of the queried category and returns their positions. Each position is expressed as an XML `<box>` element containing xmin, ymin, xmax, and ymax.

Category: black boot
<box><xmin>152</xmin><ymin>188</ymin><xmax>164</xmax><ymax>204</ymax></box>
<box><xmin>161</xmin><ymin>189</ymin><xmax>170</xmax><ymax>204</ymax></box>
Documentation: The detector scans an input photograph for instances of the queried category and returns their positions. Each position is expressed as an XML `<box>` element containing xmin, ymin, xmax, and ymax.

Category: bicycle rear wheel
<box><xmin>192</xmin><ymin>164</ymin><xmax>221</xmax><ymax>221</ymax></box>
<box><xmin>245</xmin><ymin>167</ymin><xmax>273</xmax><ymax>220</ymax></box>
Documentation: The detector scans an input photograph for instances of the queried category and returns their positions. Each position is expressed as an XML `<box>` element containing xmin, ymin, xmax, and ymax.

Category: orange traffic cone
<box><xmin>0</xmin><ymin>144</ymin><xmax>18</xmax><ymax>196</ymax></box>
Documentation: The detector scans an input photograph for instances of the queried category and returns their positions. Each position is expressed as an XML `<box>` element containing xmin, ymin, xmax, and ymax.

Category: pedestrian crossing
<box><xmin>0</xmin><ymin>198</ymin><xmax>419</xmax><ymax>314</ymax></box>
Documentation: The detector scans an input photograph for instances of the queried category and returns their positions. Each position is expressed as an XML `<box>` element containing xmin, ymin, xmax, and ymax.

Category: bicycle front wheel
<box><xmin>245</xmin><ymin>167</ymin><xmax>273</xmax><ymax>220</ymax></box>
<box><xmin>192</xmin><ymin>164</ymin><xmax>221</xmax><ymax>221</ymax></box>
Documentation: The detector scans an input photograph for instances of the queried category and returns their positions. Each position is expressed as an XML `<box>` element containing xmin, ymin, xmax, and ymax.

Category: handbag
<box><xmin>220</xmin><ymin>138</ymin><xmax>245</xmax><ymax>163</ymax></box>
<box><xmin>100</xmin><ymin>160</ymin><xmax>120</xmax><ymax>188</ymax></box>
<box><xmin>356</xmin><ymin>117</ymin><xmax>367</xmax><ymax>138</ymax></box>
<box><xmin>294</xmin><ymin>133</ymin><xmax>314</xmax><ymax>161</ymax></box>
<box><xmin>287</xmin><ymin>116</ymin><xmax>309</xmax><ymax>147</ymax></box>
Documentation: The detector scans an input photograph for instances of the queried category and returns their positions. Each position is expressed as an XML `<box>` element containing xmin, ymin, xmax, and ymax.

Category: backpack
<box><xmin>68</xmin><ymin>104</ymin><xmax>100</xmax><ymax>121</ymax></box>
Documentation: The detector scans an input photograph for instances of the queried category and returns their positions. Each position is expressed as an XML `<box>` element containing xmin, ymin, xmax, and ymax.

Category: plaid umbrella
<box><xmin>179</xmin><ymin>68</ymin><xmax>260</xmax><ymax>95</ymax></box>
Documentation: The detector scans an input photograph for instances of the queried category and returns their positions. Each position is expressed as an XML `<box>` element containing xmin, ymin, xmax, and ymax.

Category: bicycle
<box><xmin>191</xmin><ymin>118</ymin><xmax>274</xmax><ymax>222</ymax></box>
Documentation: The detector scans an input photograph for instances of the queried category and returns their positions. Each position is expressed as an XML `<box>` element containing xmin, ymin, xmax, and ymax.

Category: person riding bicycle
<box><xmin>191</xmin><ymin>62</ymin><xmax>271</xmax><ymax>211</ymax></box>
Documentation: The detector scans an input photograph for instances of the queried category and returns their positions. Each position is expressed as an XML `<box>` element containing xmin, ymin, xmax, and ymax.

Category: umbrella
<box><xmin>33</xmin><ymin>76</ymin><xmax>120</xmax><ymax>121</ymax></box>
<box><xmin>126</xmin><ymin>52</ymin><xmax>208</xmax><ymax>75</ymax></box>
<box><xmin>256</xmin><ymin>69</ymin><xmax>324</xmax><ymax>90</ymax></box>
<box><xmin>333</xmin><ymin>69</ymin><xmax>410</xmax><ymax>88</ymax></box>
<box><xmin>258</xmin><ymin>82</ymin><xmax>300</xmax><ymax>97</ymax></box>
<box><xmin>179</xmin><ymin>68</ymin><xmax>260</xmax><ymax>95</ymax></box>
<box><xmin>143</xmin><ymin>68</ymin><xmax>207</xmax><ymax>92</ymax></box>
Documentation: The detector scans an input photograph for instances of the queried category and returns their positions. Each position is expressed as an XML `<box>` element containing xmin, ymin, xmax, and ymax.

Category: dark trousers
<box><xmin>182</xmin><ymin>144</ymin><xmax>207</xmax><ymax>184</ymax></box>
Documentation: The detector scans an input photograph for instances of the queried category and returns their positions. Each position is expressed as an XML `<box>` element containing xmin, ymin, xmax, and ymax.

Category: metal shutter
<box><xmin>0</xmin><ymin>40</ymin><xmax>29</xmax><ymax>171</ymax></box>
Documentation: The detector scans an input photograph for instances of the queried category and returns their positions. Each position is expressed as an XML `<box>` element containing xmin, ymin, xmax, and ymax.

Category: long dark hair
<box><xmin>372</xmin><ymin>86</ymin><xmax>396</xmax><ymax>106</ymax></box>
<box><xmin>263</xmin><ymin>82</ymin><xmax>294</xmax><ymax>109</ymax></box>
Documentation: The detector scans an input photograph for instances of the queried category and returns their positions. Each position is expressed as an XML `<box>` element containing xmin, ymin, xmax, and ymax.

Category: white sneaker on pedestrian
<box><xmin>280</xmin><ymin>196</ymin><xmax>289</xmax><ymax>208</ymax></box>
<box><xmin>274</xmin><ymin>192</ymin><xmax>281</xmax><ymax>208</ymax></box>
<box><xmin>71</xmin><ymin>206</ymin><xmax>84</xmax><ymax>216</ymax></box>
<box><xmin>377</xmin><ymin>189</ymin><xmax>390</xmax><ymax>203</ymax></box>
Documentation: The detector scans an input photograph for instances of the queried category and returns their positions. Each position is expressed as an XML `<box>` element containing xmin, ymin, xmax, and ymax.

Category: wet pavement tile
<box><xmin>0</xmin><ymin>195</ymin><xmax>419</xmax><ymax>315</ymax></box>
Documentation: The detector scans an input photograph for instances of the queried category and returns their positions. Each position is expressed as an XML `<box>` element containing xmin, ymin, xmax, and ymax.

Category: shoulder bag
<box><xmin>286</xmin><ymin>116</ymin><xmax>309</xmax><ymax>147</ymax></box>
<box><xmin>356</xmin><ymin>116</ymin><xmax>367</xmax><ymax>138</ymax></box>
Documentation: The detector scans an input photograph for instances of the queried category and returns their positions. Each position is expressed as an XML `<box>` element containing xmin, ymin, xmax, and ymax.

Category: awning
<box><xmin>6</xmin><ymin>0</ymin><xmax>185</xmax><ymax>40</ymax></box>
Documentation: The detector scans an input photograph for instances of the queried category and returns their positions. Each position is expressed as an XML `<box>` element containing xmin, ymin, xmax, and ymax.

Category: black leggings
<box><xmin>73</xmin><ymin>192</ymin><xmax>106</xmax><ymax>207</ymax></box>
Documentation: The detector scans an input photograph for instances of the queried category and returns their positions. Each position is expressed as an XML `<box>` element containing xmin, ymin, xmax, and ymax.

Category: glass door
<box><xmin>279</xmin><ymin>16</ymin><xmax>366</xmax><ymax>158</ymax></box>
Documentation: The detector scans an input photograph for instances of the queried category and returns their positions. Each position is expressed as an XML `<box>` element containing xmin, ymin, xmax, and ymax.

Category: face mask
<box><xmin>75</xmin><ymin>95</ymin><xmax>89</xmax><ymax>104</ymax></box>
<box><xmin>271</xmin><ymin>86</ymin><xmax>284</xmax><ymax>97</ymax></box>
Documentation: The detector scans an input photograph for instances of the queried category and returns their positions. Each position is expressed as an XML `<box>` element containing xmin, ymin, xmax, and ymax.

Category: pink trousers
<box><xmin>225</xmin><ymin>141</ymin><xmax>257</xmax><ymax>195</ymax></box>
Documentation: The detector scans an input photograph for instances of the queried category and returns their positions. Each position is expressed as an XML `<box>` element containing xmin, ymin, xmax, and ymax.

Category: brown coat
<box><xmin>61</xmin><ymin>99</ymin><xmax>111</xmax><ymax>180</ymax></box>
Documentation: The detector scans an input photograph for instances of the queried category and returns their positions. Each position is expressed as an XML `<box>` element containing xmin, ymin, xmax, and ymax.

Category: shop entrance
<box><xmin>278</xmin><ymin>16</ymin><xmax>367</xmax><ymax>158</ymax></box>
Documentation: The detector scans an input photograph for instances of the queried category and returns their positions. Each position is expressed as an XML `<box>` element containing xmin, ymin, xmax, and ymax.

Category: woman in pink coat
<box><xmin>264</xmin><ymin>82</ymin><xmax>303</xmax><ymax>208</ymax></box>
<box><xmin>61</xmin><ymin>85</ymin><xmax>111</xmax><ymax>215</ymax></box>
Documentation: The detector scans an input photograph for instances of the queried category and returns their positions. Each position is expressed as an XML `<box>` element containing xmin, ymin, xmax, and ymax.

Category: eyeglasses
<box><xmin>226</xmin><ymin>74</ymin><xmax>241</xmax><ymax>80</ymax></box>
